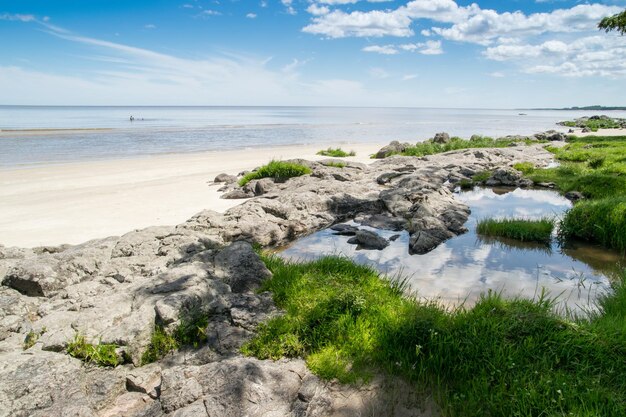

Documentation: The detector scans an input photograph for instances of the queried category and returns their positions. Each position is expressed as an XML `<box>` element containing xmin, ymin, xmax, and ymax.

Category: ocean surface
<box><xmin>2</xmin><ymin>106</ymin><xmax>626</xmax><ymax>167</ymax></box>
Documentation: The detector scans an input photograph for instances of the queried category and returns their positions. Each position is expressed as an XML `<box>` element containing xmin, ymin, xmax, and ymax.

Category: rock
<box><xmin>253</xmin><ymin>178</ymin><xmax>275</xmax><ymax>196</ymax></box>
<box><xmin>376</xmin><ymin>172</ymin><xmax>403</xmax><ymax>185</ymax></box>
<box><xmin>347</xmin><ymin>230</ymin><xmax>389</xmax><ymax>250</ymax></box>
<box><xmin>126</xmin><ymin>364</ymin><xmax>162</xmax><ymax>399</ymax></box>
<box><xmin>432</xmin><ymin>132</ymin><xmax>450</xmax><ymax>144</ymax></box>
<box><xmin>374</xmin><ymin>141</ymin><xmax>412</xmax><ymax>159</ymax></box>
<box><xmin>582</xmin><ymin>127</ymin><xmax>592</xmax><ymax>133</ymax></box>
<box><xmin>3</xmin><ymin>257</ymin><xmax>63</xmax><ymax>297</ymax></box>
<box><xmin>565</xmin><ymin>191</ymin><xmax>584</xmax><ymax>202</ymax></box>
<box><xmin>485</xmin><ymin>168</ymin><xmax>531</xmax><ymax>187</ymax></box>
<box><xmin>330</xmin><ymin>224</ymin><xmax>359</xmax><ymax>236</ymax></box>
<box><xmin>389</xmin><ymin>234</ymin><xmax>401</xmax><ymax>242</ymax></box>
<box><xmin>213</xmin><ymin>241</ymin><xmax>272</xmax><ymax>293</ymax></box>
<box><xmin>356</xmin><ymin>214</ymin><xmax>407</xmax><ymax>231</ymax></box>
<box><xmin>537</xmin><ymin>182</ymin><xmax>556</xmax><ymax>189</ymax></box>
<box><xmin>213</xmin><ymin>173</ymin><xmax>237</xmax><ymax>184</ymax></box>
<box><xmin>221</xmin><ymin>189</ymin><xmax>254</xmax><ymax>199</ymax></box>
<box><xmin>470</xmin><ymin>134</ymin><xmax>482</xmax><ymax>141</ymax></box>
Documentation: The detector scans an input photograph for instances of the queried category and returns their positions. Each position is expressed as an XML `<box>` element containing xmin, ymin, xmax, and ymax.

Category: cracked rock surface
<box><xmin>0</xmin><ymin>143</ymin><xmax>556</xmax><ymax>416</ymax></box>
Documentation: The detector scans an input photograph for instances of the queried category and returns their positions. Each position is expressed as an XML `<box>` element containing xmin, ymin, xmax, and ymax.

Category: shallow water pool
<box><xmin>279</xmin><ymin>187</ymin><xmax>624</xmax><ymax>313</ymax></box>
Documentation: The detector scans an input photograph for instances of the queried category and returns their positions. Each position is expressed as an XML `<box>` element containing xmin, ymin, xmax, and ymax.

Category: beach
<box><xmin>0</xmin><ymin>142</ymin><xmax>380</xmax><ymax>248</ymax></box>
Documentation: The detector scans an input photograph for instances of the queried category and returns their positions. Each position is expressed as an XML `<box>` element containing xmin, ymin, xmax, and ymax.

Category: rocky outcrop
<box><xmin>347</xmin><ymin>230</ymin><xmax>389</xmax><ymax>250</ymax></box>
<box><xmin>0</xmin><ymin>143</ymin><xmax>558</xmax><ymax>416</ymax></box>
<box><xmin>485</xmin><ymin>168</ymin><xmax>533</xmax><ymax>188</ymax></box>
<box><xmin>374</xmin><ymin>140</ymin><xmax>412</xmax><ymax>159</ymax></box>
<box><xmin>432</xmin><ymin>132</ymin><xmax>450</xmax><ymax>144</ymax></box>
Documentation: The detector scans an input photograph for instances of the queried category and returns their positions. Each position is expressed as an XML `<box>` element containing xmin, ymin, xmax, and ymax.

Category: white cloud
<box><xmin>485</xmin><ymin>35</ymin><xmax>626</xmax><ymax>77</ymax></box>
<box><xmin>0</xmin><ymin>13</ymin><xmax>36</xmax><ymax>22</ymax></box>
<box><xmin>369</xmin><ymin>67</ymin><xmax>390</xmax><ymax>79</ymax></box>
<box><xmin>144</xmin><ymin>24</ymin><xmax>156</xmax><ymax>29</ymax></box>
<box><xmin>246</xmin><ymin>13</ymin><xmax>257</xmax><ymax>19</ymax></box>
<box><xmin>402</xmin><ymin>73</ymin><xmax>418</xmax><ymax>80</ymax></box>
<box><xmin>362</xmin><ymin>45</ymin><xmax>399</xmax><ymax>55</ymax></box>
<box><xmin>307</xmin><ymin>4</ymin><xmax>331</xmax><ymax>16</ymax></box>
<box><xmin>488</xmin><ymin>71</ymin><xmax>505</xmax><ymax>78</ymax></box>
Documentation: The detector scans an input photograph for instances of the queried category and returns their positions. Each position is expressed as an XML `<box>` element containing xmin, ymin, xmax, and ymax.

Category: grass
<box><xmin>66</xmin><ymin>334</ymin><xmax>121</xmax><ymax>367</ymax></box>
<box><xmin>559</xmin><ymin>197</ymin><xmax>626</xmax><ymax>252</ymax></box>
<box><xmin>238</xmin><ymin>160</ymin><xmax>312</xmax><ymax>186</ymax></box>
<box><xmin>317</xmin><ymin>147</ymin><xmax>356</xmax><ymax>157</ymax></box>
<box><xmin>324</xmin><ymin>161</ymin><xmax>346</xmax><ymax>169</ymax></box>
<box><xmin>471</xmin><ymin>170</ymin><xmax>491</xmax><ymax>183</ymax></box>
<box><xmin>388</xmin><ymin>136</ymin><xmax>541</xmax><ymax>158</ymax></box>
<box><xmin>243</xmin><ymin>254</ymin><xmax>626</xmax><ymax>417</ymax></box>
<box><xmin>23</xmin><ymin>327</ymin><xmax>46</xmax><ymax>350</ymax></box>
<box><xmin>512</xmin><ymin>161</ymin><xmax>535</xmax><ymax>174</ymax></box>
<box><xmin>477</xmin><ymin>217</ymin><xmax>555</xmax><ymax>245</ymax></box>
<box><xmin>141</xmin><ymin>303</ymin><xmax>210</xmax><ymax>364</ymax></box>
<box><xmin>560</xmin><ymin>118</ymin><xmax>623</xmax><ymax>132</ymax></box>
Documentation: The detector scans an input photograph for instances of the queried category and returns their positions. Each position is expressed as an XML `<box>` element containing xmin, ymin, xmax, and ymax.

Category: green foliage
<box><xmin>559</xmin><ymin>197</ymin><xmax>626</xmax><ymax>252</ymax></box>
<box><xmin>599</xmin><ymin>9</ymin><xmax>626</xmax><ymax>35</ymax></box>
<box><xmin>66</xmin><ymin>334</ymin><xmax>121</xmax><ymax>367</ymax></box>
<box><xmin>141</xmin><ymin>326</ymin><xmax>179</xmax><ymax>365</ymax></box>
<box><xmin>395</xmin><ymin>136</ymin><xmax>532</xmax><ymax>158</ymax></box>
<box><xmin>477</xmin><ymin>217</ymin><xmax>555</xmax><ymax>245</ymax></box>
<box><xmin>244</xmin><ymin>255</ymin><xmax>626</xmax><ymax>416</ymax></box>
<box><xmin>471</xmin><ymin>170</ymin><xmax>492</xmax><ymax>183</ymax></box>
<box><xmin>560</xmin><ymin>117</ymin><xmax>624</xmax><ymax>132</ymax></box>
<box><xmin>512</xmin><ymin>162</ymin><xmax>535</xmax><ymax>174</ymax></box>
<box><xmin>457</xmin><ymin>179</ymin><xmax>474</xmax><ymax>190</ymax></box>
<box><xmin>239</xmin><ymin>160</ymin><xmax>312</xmax><ymax>186</ymax></box>
<box><xmin>317</xmin><ymin>147</ymin><xmax>356</xmax><ymax>157</ymax></box>
<box><xmin>141</xmin><ymin>304</ymin><xmax>211</xmax><ymax>364</ymax></box>
<box><xmin>324</xmin><ymin>161</ymin><xmax>346</xmax><ymax>169</ymax></box>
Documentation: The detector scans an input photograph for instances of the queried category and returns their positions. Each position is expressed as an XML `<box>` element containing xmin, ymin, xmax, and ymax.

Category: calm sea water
<box><xmin>2</xmin><ymin>106</ymin><xmax>626</xmax><ymax>167</ymax></box>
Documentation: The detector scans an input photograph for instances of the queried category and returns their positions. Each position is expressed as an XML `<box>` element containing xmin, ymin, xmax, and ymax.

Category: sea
<box><xmin>2</xmin><ymin>106</ymin><xmax>626</xmax><ymax>167</ymax></box>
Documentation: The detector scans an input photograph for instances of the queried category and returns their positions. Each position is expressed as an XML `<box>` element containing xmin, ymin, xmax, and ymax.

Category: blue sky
<box><xmin>1</xmin><ymin>0</ymin><xmax>625</xmax><ymax>107</ymax></box>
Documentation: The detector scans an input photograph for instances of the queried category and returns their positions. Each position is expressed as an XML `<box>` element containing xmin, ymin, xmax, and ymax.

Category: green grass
<box><xmin>559</xmin><ymin>197</ymin><xmax>626</xmax><ymax>252</ymax></box>
<box><xmin>141</xmin><ymin>303</ymin><xmax>210</xmax><ymax>364</ymax></box>
<box><xmin>243</xmin><ymin>255</ymin><xmax>626</xmax><ymax>417</ymax></box>
<box><xmin>317</xmin><ymin>147</ymin><xmax>356</xmax><ymax>157</ymax></box>
<box><xmin>23</xmin><ymin>327</ymin><xmax>46</xmax><ymax>350</ymax></box>
<box><xmin>560</xmin><ymin>118</ymin><xmax>623</xmax><ymax>132</ymax></box>
<box><xmin>457</xmin><ymin>179</ymin><xmax>474</xmax><ymax>190</ymax></box>
<box><xmin>66</xmin><ymin>334</ymin><xmax>121</xmax><ymax>367</ymax></box>
<box><xmin>391</xmin><ymin>136</ymin><xmax>539</xmax><ymax>158</ymax></box>
<box><xmin>477</xmin><ymin>217</ymin><xmax>555</xmax><ymax>245</ymax></box>
<box><xmin>238</xmin><ymin>160</ymin><xmax>312</xmax><ymax>186</ymax></box>
<box><xmin>471</xmin><ymin>170</ymin><xmax>492</xmax><ymax>183</ymax></box>
<box><xmin>512</xmin><ymin>162</ymin><xmax>535</xmax><ymax>174</ymax></box>
<box><xmin>324</xmin><ymin>161</ymin><xmax>346</xmax><ymax>169</ymax></box>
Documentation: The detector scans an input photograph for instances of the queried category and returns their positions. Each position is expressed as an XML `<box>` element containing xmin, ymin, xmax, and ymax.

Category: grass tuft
<box><xmin>239</xmin><ymin>160</ymin><xmax>312</xmax><ymax>186</ymax></box>
<box><xmin>559</xmin><ymin>197</ymin><xmax>626</xmax><ymax>252</ymax></box>
<box><xmin>141</xmin><ymin>303</ymin><xmax>211</xmax><ymax>364</ymax></box>
<box><xmin>477</xmin><ymin>217</ymin><xmax>555</xmax><ymax>245</ymax></box>
<box><xmin>317</xmin><ymin>147</ymin><xmax>356</xmax><ymax>157</ymax></box>
<box><xmin>391</xmin><ymin>136</ymin><xmax>541</xmax><ymax>158</ymax></box>
<box><xmin>513</xmin><ymin>162</ymin><xmax>535</xmax><ymax>174</ymax></box>
<box><xmin>66</xmin><ymin>334</ymin><xmax>121</xmax><ymax>367</ymax></box>
<box><xmin>243</xmin><ymin>254</ymin><xmax>626</xmax><ymax>416</ymax></box>
<box><xmin>324</xmin><ymin>161</ymin><xmax>346</xmax><ymax>169</ymax></box>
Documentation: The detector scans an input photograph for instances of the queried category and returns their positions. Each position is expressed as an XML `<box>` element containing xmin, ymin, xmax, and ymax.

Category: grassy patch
<box><xmin>512</xmin><ymin>161</ymin><xmax>535</xmax><ymax>174</ymax></box>
<box><xmin>559</xmin><ymin>197</ymin><xmax>626</xmax><ymax>252</ymax></box>
<box><xmin>471</xmin><ymin>170</ymin><xmax>492</xmax><ymax>183</ymax></box>
<box><xmin>244</xmin><ymin>255</ymin><xmax>626</xmax><ymax>417</ymax></box>
<box><xmin>477</xmin><ymin>217</ymin><xmax>555</xmax><ymax>245</ymax></box>
<box><xmin>239</xmin><ymin>160</ymin><xmax>312</xmax><ymax>186</ymax></box>
<box><xmin>67</xmin><ymin>334</ymin><xmax>121</xmax><ymax>367</ymax></box>
<box><xmin>317</xmin><ymin>147</ymin><xmax>355</xmax><ymax>157</ymax></box>
<box><xmin>324</xmin><ymin>161</ymin><xmax>346</xmax><ymax>169</ymax></box>
<box><xmin>141</xmin><ymin>304</ymin><xmax>211</xmax><ymax>364</ymax></box>
<box><xmin>458</xmin><ymin>179</ymin><xmax>474</xmax><ymax>190</ymax></box>
<box><xmin>393</xmin><ymin>136</ymin><xmax>539</xmax><ymax>158</ymax></box>
<box><xmin>560</xmin><ymin>117</ymin><xmax>624</xmax><ymax>132</ymax></box>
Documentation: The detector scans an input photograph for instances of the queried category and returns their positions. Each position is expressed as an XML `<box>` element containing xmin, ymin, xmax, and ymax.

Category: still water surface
<box><xmin>280</xmin><ymin>188</ymin><xmax>625</xmax><ymax>313</ymax></box>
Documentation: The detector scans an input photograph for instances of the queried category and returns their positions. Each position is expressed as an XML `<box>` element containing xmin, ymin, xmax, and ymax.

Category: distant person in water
<box><xmin>129</xmin><ymin>115</ymin><xmax>134</xmax><ymax>122</ymax></box>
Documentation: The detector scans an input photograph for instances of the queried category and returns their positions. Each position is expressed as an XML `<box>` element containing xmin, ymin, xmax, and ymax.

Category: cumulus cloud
<box><xmin>362</xmin><ymin>40</ymin><xmax>443</xmax><ymax>55</ymax></box>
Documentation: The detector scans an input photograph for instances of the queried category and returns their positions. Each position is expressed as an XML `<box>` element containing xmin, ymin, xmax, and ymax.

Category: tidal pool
<box><xmin>279</xmin><ymin>187</ymin><xmax>625</xmax><ymax>313</ymax></box>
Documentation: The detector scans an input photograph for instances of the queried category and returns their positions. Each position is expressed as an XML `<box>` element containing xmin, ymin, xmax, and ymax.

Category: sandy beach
<box><xmin>0</xmin><ymin>143</ymin><xmax>381</xmax><ymax>248</ymax></box>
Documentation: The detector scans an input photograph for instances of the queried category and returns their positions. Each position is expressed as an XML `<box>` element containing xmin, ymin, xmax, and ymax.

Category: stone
<box><xmin>253</xmin><ymin>178</ymin><xmax>275</xmax><ymax>196</ymax></box>
<box><xmin>374</xmin><ymin>141</ymin><xmax>411</xmax><ymax>159</ymax></box>
<box><xmin>126</xmin><ymin>364</ymin><xmax>162</xmax><ymax>399</ymax></box>
<box><xmin>432</xmin><ymin>132</ymin><xmax>450</xmax><ymax>144</ymax></box>
<box><xmin>213</xmin><ymin>173</ymin><xmax>237</xmax><ymax>184</ymax></box>
<box><xmin>330</xmin><ymin>224</ymin><xmax>359</xmax><ymax>236</ymax></box>
<box><xmin>213</xmin><ymin>241</ymin><xmax>272</xmax><ymax>293</ymax></box>
<box><xmin>356</xmin><ymin>214</ymin><xmax>407</xmax><ymax>231</ymax></box>
<box><xmin>565</xmin><ymin>191</ymin><xmax>584</xmax><ymax>202</ymax></box>
<box><xmin>347</xmin><ymin>230</ymin><xmax>389</xmax><ymax>250</ymax></box>
<box><xmin>221</xmin><ymin>189</ymin><xmax>254</xmax><ymax>199</ymax></box>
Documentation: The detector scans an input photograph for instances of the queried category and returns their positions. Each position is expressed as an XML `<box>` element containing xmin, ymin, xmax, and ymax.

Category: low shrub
<box><xmin>239</xmin><ymin>160</ymin><xmax>312</xmax><ymax>186</ymax></box>
<box><xmin>317</xmin><ymin>148</ymin><xmax>355</xmax><ymax>157</ymax></box>
<box><xmin>66</xmin><ymin>334</ymin><xmax>121</xmax><ymax>367</ymax></box>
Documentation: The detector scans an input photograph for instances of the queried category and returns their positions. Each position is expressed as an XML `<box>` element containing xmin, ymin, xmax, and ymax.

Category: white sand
<box><xmin>572</xmin><ymin>128</ymin><xmax>626</xmax><ymax>137</ymax></box>
<box><xmin>0</xmin><ymin>143</ymin><xmax>382</xmax><ymax>248</ymax></box>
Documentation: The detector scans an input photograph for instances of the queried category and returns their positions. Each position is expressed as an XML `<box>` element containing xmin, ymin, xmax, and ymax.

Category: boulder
<box><xmin>565</xmin><ymin>191</ymin><xmax>584</xmax><ymax>202</ymax></box>
<box><xmin>213</xmin><ymin>241</ymin><xmax>272</xmax><ymax>293</ymax></box>
<box><xmin>347</xmin><ymin>230</ymin><xmax>389</xmax><ymax>250</ymax></box>
<box><xmin>221</xmin><ymin>189</ymin><xmax>254</xmax><ymax>199</ymax></box>
<box><xmin>432</xmin><ymin>132</ymin><xmax>450</xmax><ymax>144</ymax></box>
<box><xmin>214</xmin><ymin>173</ymin><xmax>237</xmax><ymax>184</ymax></box>
<box><xmin>330</xmin><ymin>224</ymin><xmax>359</xmax><ymax>236</ymax></box>
<box><xmin>374</xmin><ymin>141</ymin><xmax>411</xmax><ymax>159</ymax></box>
<box><xmin>253</xmin><ymin>178</ymin><xmax>275</xmax><ymax>196</ymax></box>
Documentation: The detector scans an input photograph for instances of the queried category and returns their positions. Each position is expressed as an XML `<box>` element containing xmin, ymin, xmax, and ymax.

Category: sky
<box><xmin>1</xmin><ymin>0</ymin><xmax>625</xmax><ymax>108</ymax></box>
